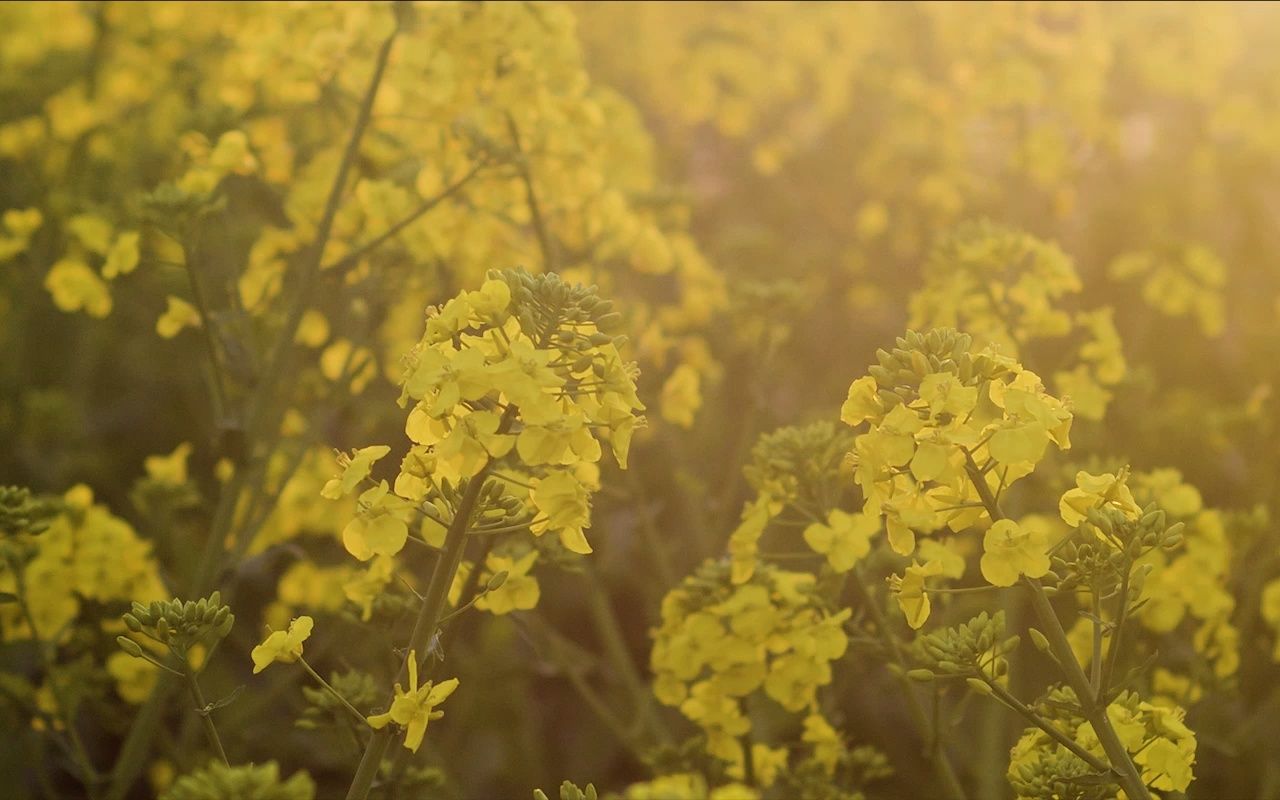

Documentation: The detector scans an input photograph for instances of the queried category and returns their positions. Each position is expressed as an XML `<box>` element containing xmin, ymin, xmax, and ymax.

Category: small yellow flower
<box><xmin>530</xmin><ymin>469</ymin><xmax>593</xmax><ymax>554</ymax></box>
<box><xmin>890</xmin><ymin>560</ymin><xmax>943</xmax><ymax>629</ymax></box>
<box><xmin>660</xmin><ymin>364</ymin><xmax>702</xmax><ymax>429</ymax></box>
<box><xmin>321</xmin><ymin>445</ymin><xmax>391</xmax><ymax>499</ymax></box>
<box><xmin>156</xmin><ymin>296</ymin><xmax>201</xmax><ymax>339</ymax></box>
<box><xmin>366</xmin><ymin>650</ymin><xmax>459</xmax><ymax>752</ymax></box>
<box><xmin>250</xmin><ymin>616</ymin><xmax>313</xmax><ymax>674</ymax></box>
<box><xmin>803</xmin><ymin>509</ymin><xmax>878</xmax><ymax>572</ymax></box>
<box><xmin>475</xmin><ymin>551</ymin><xmax>540</xmax><ymax>615</ymax></box>
<box><xmin>980</xmin><ymin>519</ymin><xmax>1050</xmax><ymax>587</ymax></box>
<box><xmin>144</xmin><ymin>442</ymin><xmax>193</xmax><ymax>486</ymax></box>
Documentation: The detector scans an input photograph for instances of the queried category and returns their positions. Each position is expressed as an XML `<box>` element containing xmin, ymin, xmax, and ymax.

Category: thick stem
<box><xmin>1024</xmin><ymin>580</ymin><xmax>1150</xmax><ymax>799</ymax></box>
<box><xmin>962</xmin><ymin>454</ymin><xmax>1150</xmax><ymax>799</ymax></box>
<box><xmin>344</xmin><ymin>459</ymin><xmax>498</xmax><ymax>800</ymax></box>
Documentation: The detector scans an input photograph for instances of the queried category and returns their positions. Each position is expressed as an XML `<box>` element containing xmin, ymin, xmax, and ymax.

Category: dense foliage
<box><xmin>3</xmin><ymin>2</ymin><xmax>1280</xmax><ymax>799</ymax></box>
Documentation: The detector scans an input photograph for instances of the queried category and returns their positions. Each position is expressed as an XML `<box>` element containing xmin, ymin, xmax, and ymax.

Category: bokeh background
<box><xmin>3</xmin><ymin>2</ymin><xmax>1280</xmax><ymax>798</ymax></box>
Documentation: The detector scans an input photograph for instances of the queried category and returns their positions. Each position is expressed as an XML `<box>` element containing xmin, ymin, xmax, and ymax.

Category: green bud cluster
<box><xmin>743</xmin><ymin>421</ymin><xmax>853</xmax><ymax>509</ymax></box>
<box><xmin>1029</xmin><ymin>684</ymin><xmax>1089</xmax><ymax>730</ymax></box>
<box><xmin>142</xmin><ymin>182</ymin><xmax>225</xmax><ymax>232</ymax></box>
<box><xmin>119</xmin><ymin>592</ymin><xmax>234</xmax><ymax>667</ymax></box>
<box><xmin>1054</xmin><ymin>503</ymin><xmax>1184</xmax><ymax>592</ymax></box>
<box><xmin>1007</xmin><ymin>741</ymin><xmax>1113</xmax><ymax>800</ymax></box>
<box><xmin>422</xmin><ymin>476</ymin><xmax>533</xmax><ymax>536</ymax></box>
<box><xmin>642</xmin><ymin>735</ymin><xmax>733</xmax><ymax>786</ymax></box>
<box><xmin>0</xmin><ymin>486</ymin><xmax>62</xmax><ymax>537</ymax></box>
<box><xmin>867</xmin><ymin>328</ymin><xmax>1013</xmax><ymax>410</ymax></box>
<box><xmin>501</xmin><ymin>268</ymin><xmax>627</xmax><ymax>344</ymax></box>
<box><xmin>772</xmin><ymin>746</ymin><xmax>893</xmax><ymax>800</ymax></box>
<box><xmin>912</xmin><ymin>611</ymin><xmax>1020</xmax><ymax>680</ymax></box>
<box><xmin>533</xmin><ymin>780</ymin><xmax>598</xmax><ymax>800</ymax></box>
<box><xmin>298</xmin><ymin>670</ymin><xmax>378</xmax><ymax>731</ymax></box>
<box><xmin>159</xmin><ymin>761</ymin><xmax>315</xmax><ymax>800</ymax></box>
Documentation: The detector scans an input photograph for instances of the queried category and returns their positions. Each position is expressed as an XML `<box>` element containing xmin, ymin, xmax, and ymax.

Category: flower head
<box><xmin>251</xmin><ymin>616</ymin><xmax>313</xmax><ymax>674</ymax></box>
<box><xmin>367</xmin><ymin>650</ymin><xmax>459</xmax><ymax>752</ymax></box>
<box><xmin>980</xmin><ymin>519</ymin><xmax>1050</xmax><ymax>587</ymax></box>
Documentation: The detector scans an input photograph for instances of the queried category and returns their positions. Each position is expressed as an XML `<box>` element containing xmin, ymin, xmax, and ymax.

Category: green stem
<box><xmin>184</xmin><ymin>672</ymin><xmax>229</xmax><ymax>766</ymax></box>
<box><xmin>982</xmin><ymin>676</ymin><xmax>1113</xmax><ymax>775</ymax></box>
<box><xmin>344</xmin><ymin>434</ymin><xmax>506</xmax><ymax>800</ymax></box>
<box><xmin>1099</xmin><ymin>570</ymin><xmax>1130</xmax><ymax>696</ymax></box>
<box><xmin>582</xmin><ymin>562</ymin><xmax>670</xmax><ymax>746</ymax></box>
<box><xmin>300</xmin><ymin>657</ymin><xmax>371</xmax><ymax>729</ymax></box>
<box><xmin>15</xmin><ymin>580</ymin><xmax>103</xmax><ymax>797</ymax></box>
<box><xmin>962</xmin><ymin>454</ymin><xmax>1151</xmax><ymax>800</ymax></box>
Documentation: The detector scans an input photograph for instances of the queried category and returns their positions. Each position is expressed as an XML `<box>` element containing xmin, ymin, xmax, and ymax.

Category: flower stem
<box><xmin>345</xmin><ymin>410</ymin><xmax>510</xmax><ymax>800</ymax></box>
<box><xmin>962</xmin><ymin>453</ymin><xmax>1151</xmax><ymax>800</ymax></box>
<box><xmin>184</xmin><ymin>671</ymin><xmax>229</xmax><ymax>767</ymax></box>
<box><xmin>300</xmin><ymin>657</ymin><xmax>371</xmax><ymax>729</ymax></box>
<box><xmin>981</xmin><ymin>676</ymin><xmax>1113</xmax><ymax>775</ymax></box>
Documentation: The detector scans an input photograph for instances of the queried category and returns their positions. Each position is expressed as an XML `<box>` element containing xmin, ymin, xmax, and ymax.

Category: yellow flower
<box><xmin>67</xmin><ymin>213</ymin><xmax>114</xmax><ymax>255</ymax></box>
<box><xmin>366</xmin><ymin>651</ymin><xmax>459</xmax><ymax>753</ymax></box>
<box><xmin>980</xmin><ymin>519</ymin><xmax>1050</xmax><ymax>586</ymax></box>
<box><xmin>802</xmin><ymin>711</ymin><xmax>844</xmax><ymax>773</ymax></box>
<box><xmin>144</xmin><ymin>442</ymin><xmax>193</xmax><ymax>486</ymax></box>
<box><xmin>156</xmin><ymin>296</ymin><xmax>202</xmax><ymax>339</ymax></box>
<box><xmin>840</xmin><ymin>375</ymin><xmax>883</xmax><ymax>427</ymax></box>
<box><xmin>321</xmin><ymin>445</ymin><xmax>391</xmax><ymax>499</ymax></box>
<box><xmin>660</xmin><ymin>364</ymin><xmax>702</xmax><ymax>429</ymax></box>
<box><xmin>803</xmin><ymin>509</ymin><xmax>878</xmax><ymax>572</ymax></box>
<box><xmin>250</xmin><ymin>616</ymin><xmax>313</xmax><ymax>674</ymax></box>
<box><xmin>343</xmin><ymin>556</ymin><xmax>395</xmax><ymax>621</ymax></box>
<box><xmin>751</xmin><ymin>744</ymin><xmax>788</xmax><ymax>788</ymax></box>
<box><xmin>45</xmin><ymin>257</ymin><xmax>112</xmax><ymax>317</ymax></box>
<box><xmin>530</xmin><ymin>469</ymin><xmax>593</xmax><ymax>554</ymax></box>
<box><xmin>890</xmin><ymin>560</ymin><xmax>943</xmax><ymax>629</ymax></box>
<box><xmin>476</xmin><ymin>551</ymin><xmax>540</xmax><ymax>615</ymax></box>
<box><xmin>342</xmin><ymin>482</ymin><xmax>411</xmax><ymax>561</ymax></box>
<box><xmin>102</xmin><ymin>231</ymin><xmax>140</xmax><ymax>278</ymax></box>
<box><xmin>1059</xmin><ymin>469</ymin><xmax>1140</xmax><ymax>527</ymax></box>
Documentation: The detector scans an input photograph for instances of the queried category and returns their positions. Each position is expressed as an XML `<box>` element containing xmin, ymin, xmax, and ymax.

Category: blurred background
<box><xmin>3</xmin><ymin>2</ymin><xmax>1280</xmax><ymax>798</ymax></box>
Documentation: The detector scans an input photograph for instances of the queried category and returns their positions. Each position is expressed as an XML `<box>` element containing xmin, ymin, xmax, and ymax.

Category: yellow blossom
<box><xmin>980</xmin><ymin>519</ymin><xmax>1050</xmax><ymax>586</ymax></box>
<box><xmin>366</xmin><ymin>651</ymin><xmax>459</xmax><ymax>753</ymax></box>
<box><xmin>250</xmin><ymin>616</ymin><xmax>313</xmax><ymax>673</ymax></box>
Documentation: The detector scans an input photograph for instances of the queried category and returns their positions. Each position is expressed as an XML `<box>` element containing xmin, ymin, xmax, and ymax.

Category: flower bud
<box><xmin>966</xmin><ymin>678</ymin><xmax>993</xmax><ymax>696</ymax></box>
<box><xmin>486</xmin><ymin>571</ymin><xmax>509</xmax><ymax>592</ymax></box>
<box><xmin>117</xmin><ymin>636</ymin><xmax>145</xmax><ymax>658</ymax></box>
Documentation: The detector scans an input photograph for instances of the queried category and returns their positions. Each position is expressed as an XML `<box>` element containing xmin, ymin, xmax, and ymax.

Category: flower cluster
<box><xmin>727</xmin><ymin>421</ymin><xmax>856</xmax><ymax>584</ymax></box>
<box><xmin>650</xmin><ymin>561</ymin><xmax>850</xmax><ymax>769</ymax></box>
<box><xmin>908</xmin><ymin>222</ymin><xmax>1126</xmax><ymax>420</ymax></box>
<box><xmin>843</xmin><ymin>328</ymin><xmax>1072</xmax><ymax>559</ymax></box>
<box><xmin>1</xmin><ymin>485</ymin><xmax>166</xmax><ymax>642</ymax></box>
<box><xmin>1007</xmin><ymin>687</ymin><xmax>1197</xmax><ymax>798</ymax></box>
<box><xmin>325</xmin><ymin>270</ymin><xmax>643</xmax><ymax>574</ymax></box>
